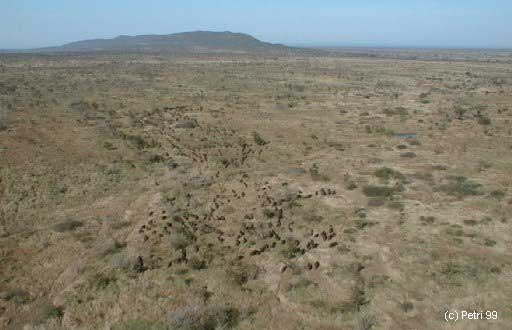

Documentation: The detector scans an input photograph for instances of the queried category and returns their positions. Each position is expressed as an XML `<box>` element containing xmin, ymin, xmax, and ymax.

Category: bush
<box><xmin>96</xmin><ymin>239</ymin><xmax>125</xmax><ymax>257</ymax></box>
<box><xmin>188</xmin><ymin>256</ymin><xmax>206</xmax><ymax>270</ymax></box>
<box><xmin>362</xmin><ymin>185</ymin><xmax>395</xmax><ymax>197</ymax></box>
<box><xmin>125</xmin><ymin>134</ymin><xmax>158</xmax><ymax>150</ymax></box>
<box><xmin>383</xmin><ymin>107</ymin><xmax>408</xmax><ymax>116</ymax></box>
<box><xmin>374</xmin><ymin>167</ymin><xmax>405</xmax><ymax>181</ymax></box>
<box><xmin>489</xmin><ymin>190</ymin><xmax>506</xmax><ymax>199</ymax></box>
<box><xmin>40</xmin><ymin>303</ymin><xmax>64</xmax><ymax>320</ymax></box>
<box><xmin>367</xmin><ymin>198</ymin><xmax>386</xmax><ymax>207</ymax></box>
<box><xmin>1</xmin><ymin>289</ymin><xmax>31</xmax><ymax>304</ymax></box>
<box><xmin>169</xmin><ymin>230</ymin><xmax>194</xmax><ymax>250</ymax></box>
<box><xmin>103</xmin><ymin>141</ymin><xmax>117</xmax><ymax>150</ymax></box>
<box><xmin>149</xmin><ymin>154</ymin><xmax>165</xmax><ymax>163</ymax></box>
<box><xmin>387</xmin><ymin>201</ymin><xmax>405</xmax><ymax>210</ymax></box>
<box><xmin>454</xmin><ymin>106</ymin><xmax>467</xmax><ymax>119</ymax></box>
<box><xmin>280</xmin><ymin>239</ymin><xmax>302</xmax><ymax>259</ymax></box>
<box><xmin>439</xmin><ymin>176</ymin><xmax>483</xmax><ymax>197</ymax></box>
<box><xmin>309</xmin><ymin>163</ymin><xmax>329</xmax><ymax>181</ymax></box>
<box><xmin>253</xmin><ymin>131</ymin><xmax>268</xmax><ymax>146</ymax></box>
<box><xmin>400</xmin><ymin>152</ymin><xmax>416</xmax><ymax>158</ymax></box>
<box><xmin>90</xmin><ymin>273</ymin><xmax>117</xmax><ymax>290</ymax></box>
<box><xmin>432</xmin><ymin>163</ymin><xmax>448</xmax><ymax>171</ymax></box>
<box><xmin>175</xmin><ymin>119</ymin><xmax>199</xmax><ymax>129</ymax></box>
<box><xmin>52</xmin><ymin>219</ymin><xmax>83</xmax><ymax>232</ymax></box>
<box><xmin>263</xmin><ymin>208</ymin><xmax>275</xmax><ymax>218</ymax></box>
<box><xmin>229</xmin><ymin>264</ymin><xmax>259</xmax><ymax>285</ymax></box>
<box><xmin>477</xmin><ymin>116</ymin><xmax>491</xmax><ymax>125</ymax></box>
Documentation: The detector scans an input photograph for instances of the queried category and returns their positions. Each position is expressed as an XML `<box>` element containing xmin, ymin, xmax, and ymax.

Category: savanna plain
<box><xmin>1</xmin><ymin>51</ymin><xmax>512</xmax><ymax>329</ymax></box>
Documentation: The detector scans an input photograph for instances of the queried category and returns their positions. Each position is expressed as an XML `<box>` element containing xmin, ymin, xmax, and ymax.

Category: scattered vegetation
<box><xmin>2</xmin><ymin>49</ymin><xmax>510</xmax><ymax>330</ymax></box>
<box><xmin>438</xmin><ymin>176</ymin><xmax>484</xmax><ymax>197</ymax></box>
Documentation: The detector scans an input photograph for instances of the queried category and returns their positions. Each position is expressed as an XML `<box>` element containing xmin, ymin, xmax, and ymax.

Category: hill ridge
<box><xmin>31</xmin><ymin>31</ymin><xmax>319</xmax><ymax>55</ymax></box>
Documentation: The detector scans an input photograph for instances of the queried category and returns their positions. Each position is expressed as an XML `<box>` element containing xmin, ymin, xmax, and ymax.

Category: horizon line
<box><xmin>1</xmin><ymin>30</ymin><xmax>512</xmax><ymax>51</ymax></box>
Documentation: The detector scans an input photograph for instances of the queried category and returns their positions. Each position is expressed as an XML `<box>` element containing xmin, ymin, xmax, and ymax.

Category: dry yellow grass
<box><xmin>0</xmin><ymin>52</ymin><xmax>511</xmax><ymax>329</ymax></box>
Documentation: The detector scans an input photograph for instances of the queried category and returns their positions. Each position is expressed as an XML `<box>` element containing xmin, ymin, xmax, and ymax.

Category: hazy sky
<box><xmin>1</xmin><ymin>0</ymin><xmax>511</xmax><ymax>49</ymax></box>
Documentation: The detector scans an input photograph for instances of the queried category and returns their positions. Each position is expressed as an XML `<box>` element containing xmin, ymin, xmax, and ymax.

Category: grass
<box><xmin>168</xmin><ymin>305</ymin><xmax>240</xmax><ymax>330</ymax></box>
<box><xmin>2</xmin><ymin>51</ymin><xmax>511</xmax><ymax>330</ymax></box>
<box><xmin>112</xmin><ymin>320</ymin><xmax>168</xmax><ymax>330</ymax></box>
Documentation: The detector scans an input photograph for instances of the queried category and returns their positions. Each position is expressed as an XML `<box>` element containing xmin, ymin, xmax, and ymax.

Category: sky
<box><xmin>1</xmin><ymin>0</ymin><xmax>511</xmax><ymax>49</ymax></box>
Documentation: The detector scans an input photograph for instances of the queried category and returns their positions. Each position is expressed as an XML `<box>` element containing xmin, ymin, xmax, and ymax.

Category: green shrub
<box><xmin>367</xmin><ymin>198</ymin><xmax>386</xmax><ymax>207</ymax></box>
<box><xmin>432</xmin><ymin>164</ymin><xmax>448</xmax><ymax>170</ymax></box>
<box><xmin>125</xmin><ymin>134</ymin><xmax>158</xmax><ymax>150</ymax></box>
<box><xmin>400</xmin><ymin>152</ymin><xmax>416</xmax><ymax>158</ymax></box>
<box><xmin>489</xmin><ymin>190</ymin><xmax>506</xmax><ymax>199</ymax></box>
<box><xmin>374</xmin><ymin>167</ymin><xmax>405</xmax><ymax>181</ymax></box>
<box><xmin>420</xmin><ymin>216</ymin><xmax>436</xmax><ymax>224</ymax></box>
<box><xmin>484</xmin><ymin>238</ymin><xmax>497</xmax><ymax>247</ymax></box>
<box><xmin>2</xmin><ymin>289</ymin><xmax>31</xmax><ymax>304</ymax></box>
<box><xmin>175</xmin><ymin>119</ymin><xmax>199</xmax><ymax>129</ymax></box>
<box><xmin>387</xmin><ymin>201</ymin><xmax>404</xmax><ymax>210</ymax></box>
<box><xmin>477</xmin><ymin>116</ymin><xmax>491</xmax><ymax>125</ymax></box>
<box><xmin>362</xmin><ymin>185</ymin><xmax>395</xmax><ymax>197</ymax></box>
<box><xmin>383</xmin><ymin>107</ymin><xmax>408</xmax><ymax>116</ymax></box>
<box><xmin>454</xmin><ymin>106</ymin><xmax>467</xmax><ymax>119</ymax></box>
<box><xmin>149</xmin><ymin>154</ymin><xmax>165</xmax><ymax>163</ymax></box>
<box><xmin>103</xmin><ymin>141</ymin><xmax>117</xmax><ymax>150</ymax></box>
<box><xmin>309</xmin><ymin>163</ymin><xmax>329</xmax><ymax>181</ymax></box>
<box><xmin>280</xmin><ymin>239</ymin><xmax>302</xmax><ymax>259</ymax></box>
<box><xmin>439</xmin><ymin>176</ymin><xmax>483</xmax><ymax>197</ymax></box>
<box><xmin>188</xmin><ymin>256</ymin><xmax>206</xmax><ymax>270</ymax></box>
<box><xmin>253</xmin><ymin>131</ymin><xmax>268</xmax><ymax>146</ymax></box>
<box><xmin>52</xmin><ymin>219</ymin><xmax>83</xmax><ymax>232</ymax></box>
<box><xmin>228</xmin><ymin>264</ymin><xmax>259</xmax><ymax>285</ymax></box>
<box><xmin>263</xmin><ymin>208</ymin><xmax>275</xmax><ymax>218</ymax></box>
<box><xmin>169</xmin><ymin>227</ymin><xmax>195</xmax><ymax>250</ymax></box>
<box><xmin>41</xmin><ymin>304</ymin><xmax>64</xmax><ymax>320</ymax></box>
<box><xmin>90</xmin><ymin>273</ymin><xmax>117</xmax><ymax>290</ymax></box>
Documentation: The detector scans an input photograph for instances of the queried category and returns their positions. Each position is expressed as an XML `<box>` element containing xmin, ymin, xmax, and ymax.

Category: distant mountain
<box><xmin>29</xmin><ymin>31</ymin><xmax>321</xmax><ymax>55</ymax></box>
